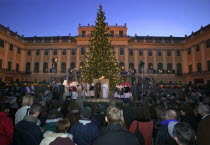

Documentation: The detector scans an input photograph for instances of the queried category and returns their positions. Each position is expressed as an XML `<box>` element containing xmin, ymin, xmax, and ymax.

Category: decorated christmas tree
<box><xmin>81</xmin><ymin>5</ymin><xmax>119</xmax><ymax>89</ymax></box>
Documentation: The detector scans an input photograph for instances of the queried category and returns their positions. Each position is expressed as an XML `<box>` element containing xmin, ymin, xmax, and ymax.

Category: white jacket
<box><xmin>15</xmin><ymin>105</ymin><xmax>30</xmax><ymax>125</ymax></box>
<box><xmin>40</xmin><ymin>131</ymin><xmax>74</xmax><ymax>145</ymax></box>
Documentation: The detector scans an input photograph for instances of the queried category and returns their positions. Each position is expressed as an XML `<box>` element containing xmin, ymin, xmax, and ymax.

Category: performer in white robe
<box><xmin>63</xmin><ymin>80</ymin><xmax>70</xmax><ymax>100</ymax></box>
<box><xmin>85</xmin><ymin>83</ymin><xmax>90</xmax><ymax>97</ymax></box>
<box><xmin>102</xmin><ymin>83</ymin><xmax>109</xmax><ymax>99</ymax></box>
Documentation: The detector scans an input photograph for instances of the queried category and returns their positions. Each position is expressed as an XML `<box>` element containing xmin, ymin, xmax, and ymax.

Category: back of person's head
<box><xmin>155</xmin><ymin>105</ymin><xmax>166</xmax><ymax>120</ymax></box>
<box><xmin>29</xmin><ymin>104</ymin><xmax>42</xmax><ymax>116</ymax></box>
<box><xmin>173</xmin><ymin>122</ymin><xmax>196</xmax><ymax>145</ymax></box>
<box><xmin>56</xmin><ymin>119</ymin><xmax>70</xmax><ymax>133</ymax></box>
<box><xmin>136</xmin><ymin>107</ymin><xmax>151</xmax><ymax>122</ymax></box>
<box><xmin>46</xmin><ymin>109</ymin><xmax>59</xmax><ymax>119</ymax></box>
<box><xmin>68</xmin><ymin>102</ymin><xmax>81</xmax><ymax>113</ymax></box>
<box><xmin>180</xmin><ymin>104</ymin><xmax>194</xmax><ymax>116</ymax></box>
<box><xmin>165</xmin><ymin>109</ymin><xmax>177</xmax><ymax>120</ymax></box>
<box><xmin>22</xmin><ymin>95</ymin><xmax>34</xmax><ymax>106</ymax></box>
<box><xmin>81</xmin><ymin>106</ymin><xmax>92</xmax><ymax>119</ymax></box>
<box><xmin>0</xmin><ymin>102</ymin><xmax>10</xmax><ymax>112</ymax></box>
<box><xmin>106</xmin><ymin>105</ymin><xmax>122</xmax><ymax>124</ymax></box>
<box><xmin>198</xmin><ymin>104</ymin><xmax>210</xmax><ymax>115</ymax></box>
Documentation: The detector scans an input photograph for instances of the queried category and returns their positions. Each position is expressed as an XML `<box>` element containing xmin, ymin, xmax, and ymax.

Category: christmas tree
<box><xmin>81</xmin><ymin>5</ymin><xmax>119</xmax><ymax>89</ymax></box>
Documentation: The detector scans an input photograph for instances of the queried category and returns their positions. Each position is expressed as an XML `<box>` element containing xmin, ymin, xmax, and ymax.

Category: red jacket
<box><xmin>0</xmin><ymin>112</ymin><xmax>14</xmax><ymax>145</ymax></box>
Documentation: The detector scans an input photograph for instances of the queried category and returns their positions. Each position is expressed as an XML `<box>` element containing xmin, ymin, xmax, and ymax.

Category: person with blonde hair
<box><xmin>93</xmin><ymin>105</ymin><xmax>140</xmax><ymax>145</ymax></box>
<box><xmin>40</xmin><ymin>119</ymin><xmax>75</xmax><ymax>145</ymax></box>
<box><xmin>15</xmin><ymin>95</ymin><xmax>34</xmax><ymax>124</ymax></box>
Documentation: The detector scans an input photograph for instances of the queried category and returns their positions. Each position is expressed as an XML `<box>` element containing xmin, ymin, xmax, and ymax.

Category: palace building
<box><xmin>0</xmin><ymin>23</ymin><xmax>210</xmax><ymax>85</ymax></box>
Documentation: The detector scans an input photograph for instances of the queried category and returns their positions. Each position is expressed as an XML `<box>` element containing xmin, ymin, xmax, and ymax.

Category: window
<box><xmin>82</xmin><ymin>31</ymin><xmax>86</xmax><ymax>37</ymax></box>
<box><xmin>167</xmin><ymin>63</ymin><xmax>172</xmax><ymax>73</ymax></box>
<box><xmin>158</xmin><ymin>63</ymin><xmax>163</xmax><ymax>70</ymax></box>
<box><xmin>177</xmin><ymin>63</ymin><xmax>182</xmax><ymax>75</ymax></box>
<box><xmin>148</xmin><ymin>63</ymin><xmax>153</xmax><ymax>70</ymax></box>
<box><xmin>34</xmin><ymin>62</ymin><xmax>39</xmax><ymax>73</ymax></box>
<box><xmin>45</xmin><ymin>49</ymin><xmax>49</xmax><ymax>55</ymax></box>
<box><xmin>129</xmin><ymin>62</ymin><xmax>134</xmax><ymax>70</ymax></box>
<box><xmin>25</xmin><ymin>62</ymin><xmax>31</xmax><ymax>73</ymax></box>
<box><xmin>157</xmin><ymin>50</ymin><xmax>162</xmax><ymax>56</ymax></box>
<box><xmin>139</xmin><ymin>49</ymin><xmax>143</xmax><ymax>56</ymax></box>
<box><xmin>129</xmin><ymin>49</ymin><xmax>133</xmax><ymax>56</ymax></box>
<box><xmin>9</xmin><ymin>44</ymin><xmax>13</xmax><ymax>51</ymax></box>
<box><xmin>119</xmin><ymin>62</ymin><xmax>125</xmax><ymax>70</ymax></box>
<box><xmin>27</xmin><ymin>50</ymin><xmax>31</xmax><ymax>55</ymax></box>
<box><xmin>167</xmin><ymin>63</ymin><xmax>172</xmax><ymax>70</ymax></box>
<box><xmin>206</xmin><ymin>39</ymin><xmax>210</xmax><ymax>48</ymax></box>
<box><xmin>148</xmin><ymin>49</ymin><xmax>152</xmax><ymax>56</ymax></box>
<box><xmin>43</xmin><ymin>62</ymin><xmax>48</xmax><ymax>73</ymax></box>
<box><xmin>0</xmin><ymin>39</ymin><xmax>4</xmax><ymax>48</ymax></box>
<box><xmin>16</xmin><ymin>63</ymin><xmax>19</xmax><ymax>72</ymax></box>
<box><xmin>36</xmin><ymin>49</ymin><xmax>40</xmax><ymax>55</ymax></box>
<box><xmin>139</xmin><ymin>62</ymin><xmax>144</xmax><ymax>73</ymax></box>
<box><xmin>71</xmin><ymin>49</ymin><xmax>76</xmax><ymax>55</ymax></box>
<box><xmin>61</xmin><ymin>62</ymin><xmax>66</xmax><ymax>73</ymax></box>
<box><xmin>176</xmin><ymin>50</ymin><xmax>180</xmax><ymax>56</ymax></box>
<box><xmin>120</xmin><ymin>47</ymin><xmax>124</xmax><ymax>55</ymax></box>
<box><xmin>70</xmin><ymin>62</ymin><xmax>76</xmax><ymax>69</ymax></box>
<box><xmin>8</xmin><ymin>61</ymin><xmax>12</xmax><ymax>70</ymax></box>
<box><xmin>53</xmin><ymin>49</ymin><xmax>57</xmax><ymax>55</ymax></box>
<box><xmin>187</xmin><ymin>48</ymin><xmax>191</xmax><ymax>55</ymax></box>
<box><xmin>196</xmin><ymin>44</ymin><xmax>200</xmax><ymax>52</ymax></box>
<box><xmin>62</xmin><ymin>49</ymin><xmax>66</xmax><ymax>55</ymax></box>
<box><xmin>110</xmin><ymin>31</ymin><xmax>114</xmax><ymax>37</ymax></box>
<box><xmin>208</xmin><ymin>60</ymin><xmax>210</xmax><ymax>71</ymax></box>
<box><xmin>119</xmin><ymin>31</ymin><xmax>123</xmax><ymax>37</ymax></box>
<box><xmin>167</xmin><ymin>50</ymin><xmax>171</xmax><ymax>56</ymax></box>
<box><xmin>197</xmin><ymin>63</ymin><xmax>201</xmax><ymax>72</ymax></box>
<box><xmin>81</xmin><ymin>47</ymin><xmax>85</xmax><ymax>55</ymax></box>
<box><xmin>80</xmin><ymin>62</ymin><xmax>85</xmax><ymax>69</ymax></box>
<box><xmin>189</xmin><ymin>65</ymin><xmax>192</xmax><ymax>73</ymax></box>
<box><xmin>0</xmin><ymin>59</ymin><xmax>2</xmax><ymax>69</ymax></box>
<box><xmin>17</xmin><ymin>47</ymin><xmax>21</xmax><ymax>54</ymax></box>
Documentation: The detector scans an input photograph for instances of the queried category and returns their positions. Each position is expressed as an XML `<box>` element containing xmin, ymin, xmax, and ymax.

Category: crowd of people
<box><xmin>0</xmin><ymin>80</ymin><xmax>210</xmax><ymax>145</ymax></box>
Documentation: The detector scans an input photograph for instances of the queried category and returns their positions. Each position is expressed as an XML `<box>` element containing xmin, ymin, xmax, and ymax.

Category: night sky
<box><xmin>0</xmin><ymin>0</ymin><xmax>209</xmax><ymax>37</ymax></box>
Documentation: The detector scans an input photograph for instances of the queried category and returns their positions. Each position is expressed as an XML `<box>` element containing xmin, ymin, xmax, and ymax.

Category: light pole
<box><xmin>140</xmin><ymin>61</ymin><xmax>144</xmax><ymax>96</ymax></box>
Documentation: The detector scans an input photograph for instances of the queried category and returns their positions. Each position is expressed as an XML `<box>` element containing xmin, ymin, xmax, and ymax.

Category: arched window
<box><xmin>177</xmin><ymin>63</ymin><xmax>182</xmax><ymax>75</ymax></box>
<box><xmin>80</xmin><ymin>62</ymin><xmax>85</xmax><ymax>69</ymax></box>
<box><xmin>158</xmin><ymin>63</ymin><xmax>163</xmax><ymax>70</ymax></box>
<box><xmin>129</xmin><ymin>62</ymin><xmax>134</xmax><ymax>70</ymax></box>
<box><xmin>148</xmin><ymin>63</ymin><xmax>153</xmax><ymax>70</ymax></box>
<box><xmin>119</xmin><ymin>62</ymin><xmax>125</xmax><ymax>70</ymax></box>
<box><xmin>139</xmin><ymin>62</ymin><xmax>144</xmax><ymax>73</ymax></box>
<box><xmin>25</xmin><ymin>62</ymin><xmax>31</xmax><ymax>73</ymax></box>
<box><xmin>61</xmin><ymin>62</ymin><xmax>66</xmax><ymax>73</ymax></box>
<box><xmin>43</xmin><ymin>62</ymin><xmax>48</xmax><ymax>73</ymax></box>
<box><xmin>34</xmin><ymin>62</ymin><xmax>39</xmax><ymax>73</ymax></box>
<box><xmin>70</xmin><ymin>62</ymin><xmax>76</xmax><ymax>70</ymax></box>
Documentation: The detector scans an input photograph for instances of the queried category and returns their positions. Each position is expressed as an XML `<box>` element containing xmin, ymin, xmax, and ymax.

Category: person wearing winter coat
<box><xmin>68</xmin><ymin>106</ymin><xmax>100</xmax><ymax>145</ymax></box>
<box><xmin>15</xmin><ymin>95</ymin><xmax>33</xmax><ymax>125</ymax></box>
<box><xmin>13</xmin><ymin>104</ymin><xmax>43</xmax><ymax>145</ymax></box>
<box><xmin>93</xmin><ymin>105</ymin><xmax>140</xmax><ymax>145</ymax></box>
<box><xmin>0</xmin><ymin>102</ymin><xmax>14</xmax><ymax>145</ymax></box>
<box><xmin>40</xmin><ymin>119</ymin><xmax>75</xmax><ymax>145</ymax></box>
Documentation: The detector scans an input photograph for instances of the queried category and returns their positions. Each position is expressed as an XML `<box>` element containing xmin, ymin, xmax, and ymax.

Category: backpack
<box><xmin>133</xmin><ymin>121</ymin><xmax>145</xmax><ymax>145</ymax></box>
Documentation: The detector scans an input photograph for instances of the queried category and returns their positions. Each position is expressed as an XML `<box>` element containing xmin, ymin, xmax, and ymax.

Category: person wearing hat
<box><xmin>68</xmin><ymin>106</ymin><xmax>100</xmax><ymax>145</ymax></box>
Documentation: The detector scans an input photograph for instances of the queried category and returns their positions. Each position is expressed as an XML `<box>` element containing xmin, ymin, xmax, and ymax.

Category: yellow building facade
<box><xmin>0</xmin><ymin>24</ymin><xmax>210</xmax><ymax>85</ymax></box>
